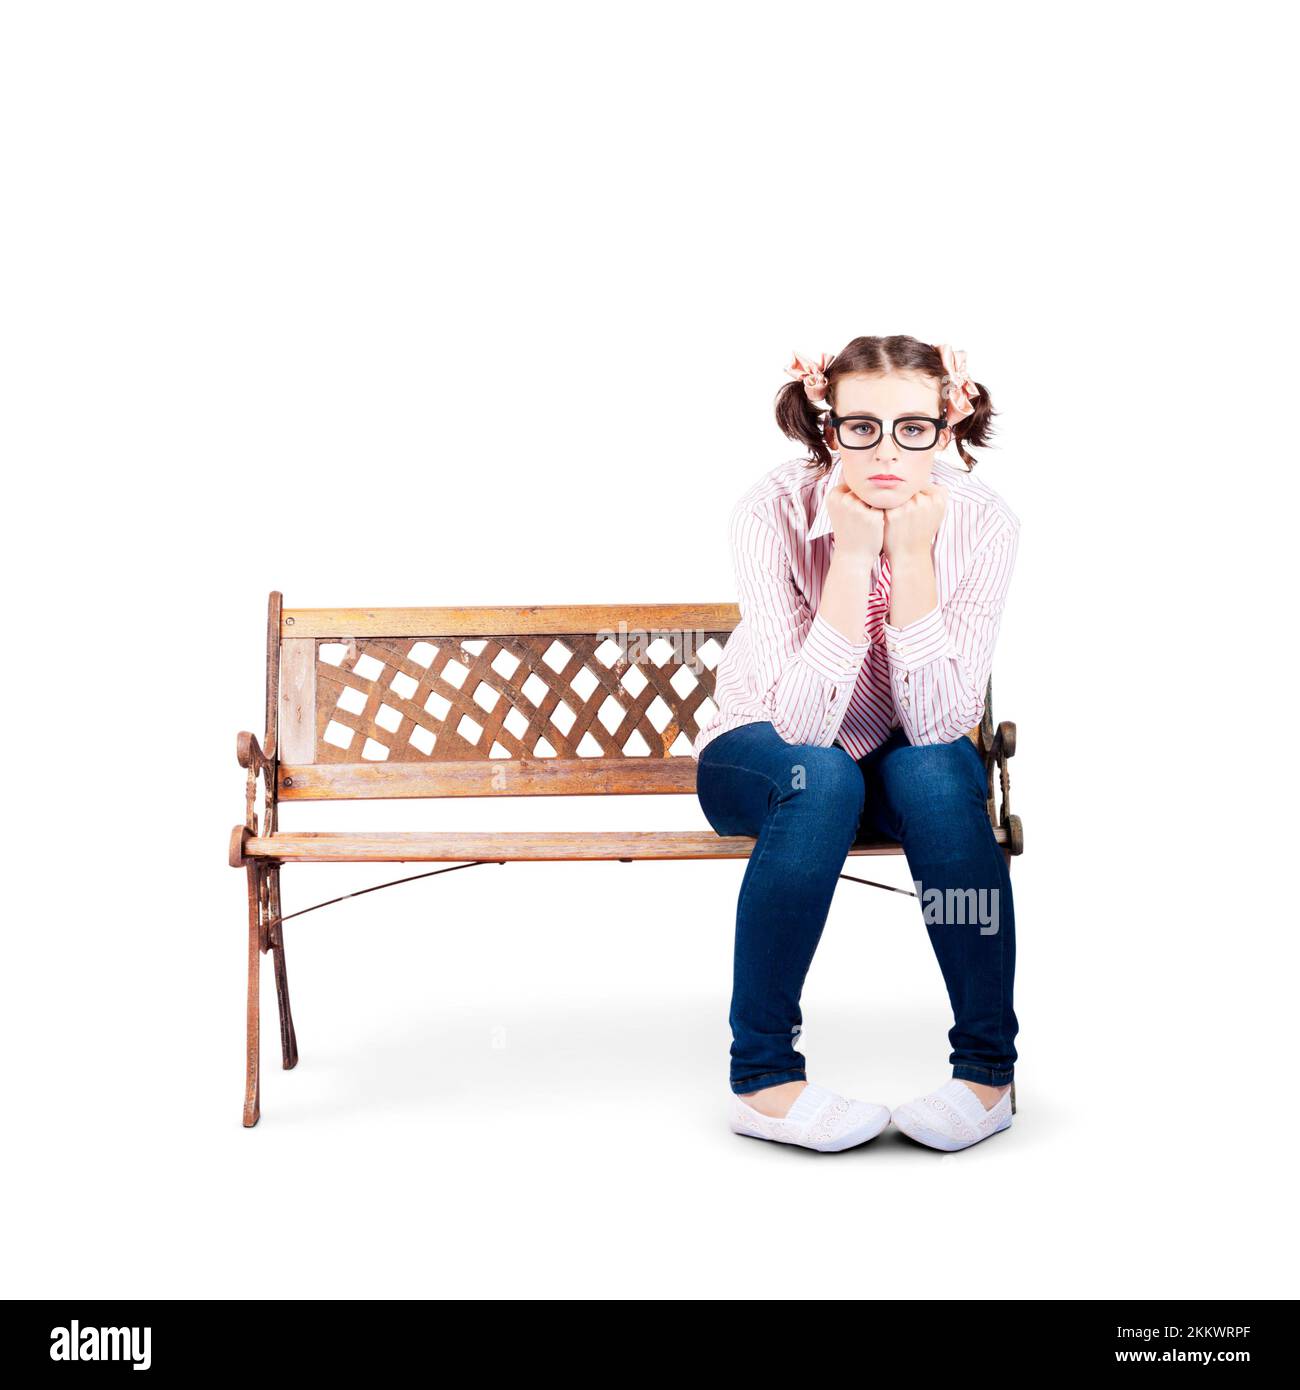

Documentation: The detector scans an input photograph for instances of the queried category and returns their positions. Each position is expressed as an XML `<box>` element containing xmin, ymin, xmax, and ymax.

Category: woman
<box><xmin>692</xmin><ymin>334</ymin><xmax>1020</xmax><ymax>1153</ymax></box>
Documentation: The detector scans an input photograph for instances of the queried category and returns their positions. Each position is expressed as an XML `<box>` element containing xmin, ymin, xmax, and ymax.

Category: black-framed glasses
<box><xmin>828</xmin><ymin>413</ymin><xmax>946</xmax><ymax>450</ymax></box>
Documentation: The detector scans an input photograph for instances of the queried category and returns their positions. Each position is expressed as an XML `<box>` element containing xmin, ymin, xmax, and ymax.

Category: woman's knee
<box><xmin>697</xmin><ymin>724</ymin><xmax>864</xmax><ymax>834</ymax></box>
<box><xmin>776</xmin><ymin>743</ymin><xmax>865</xmax><ymax>824</ymax></box>
<box><xmin>877</xmin><ymin>737</ymin><xmax>985</xmax><ymax>820</ymax></box>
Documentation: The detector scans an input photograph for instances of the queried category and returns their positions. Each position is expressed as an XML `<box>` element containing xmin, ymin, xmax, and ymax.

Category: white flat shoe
<box><xmin>890</xmin><ymin>1078</ymin><xmax>1013</xmax><ymax>1152</ymax></box>
<box><xmin>730</xmin><ymin>1082</ymin><xmax>891</xmax><ymax>1153</ymax></box>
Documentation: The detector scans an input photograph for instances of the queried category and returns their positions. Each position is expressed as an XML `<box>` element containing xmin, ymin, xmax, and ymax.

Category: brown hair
<box><xmin>774</xmin><ymin>334</ymin><xmax>998</xmax><ymax>472</ymax></box>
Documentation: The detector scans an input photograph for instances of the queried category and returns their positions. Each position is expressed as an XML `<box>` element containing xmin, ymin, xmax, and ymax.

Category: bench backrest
<box><xmin>264</xmin><ymin>592</ymin><xmax>987</xmax><ymax>803</ymax></box>
<box><xmin>271</xmin><ymin>594</ymin><xmax>733</xmax><ymax>801</ymax></box>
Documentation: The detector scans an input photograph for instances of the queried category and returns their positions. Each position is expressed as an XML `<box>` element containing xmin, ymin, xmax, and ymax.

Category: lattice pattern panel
<box><xmin>312</xmin><ymin>630</ymin><xmax>732</xmax><ymax>763</ymax></box>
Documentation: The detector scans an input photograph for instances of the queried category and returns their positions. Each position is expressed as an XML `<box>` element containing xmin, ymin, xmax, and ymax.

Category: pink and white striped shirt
<box><xmin>692</xmin><ymin>452</ymin><xmax>1019</xmax><ymax>760</ymax></box>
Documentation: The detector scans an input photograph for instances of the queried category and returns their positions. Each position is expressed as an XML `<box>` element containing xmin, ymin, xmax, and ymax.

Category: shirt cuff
<box><xmin>881</xmin><ymin>602</ymin><xmax>954</xmax><ymax>672</ymax></box>
<box><xmin>800</xmin><ymin>610</ymin><xmax>871</xmax><ymax>681</ymax></box>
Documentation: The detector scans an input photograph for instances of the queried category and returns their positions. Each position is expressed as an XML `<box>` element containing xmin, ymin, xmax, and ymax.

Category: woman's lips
<box><xmin>868</xmin><ymin>474</ymin><xmax>902</xmax><ymax>483</ymax></box>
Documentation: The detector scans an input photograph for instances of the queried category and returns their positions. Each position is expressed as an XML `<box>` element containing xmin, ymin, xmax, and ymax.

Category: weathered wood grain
<box><xmin>243</xmin><ymin>827</ymin><xmax>1009</xmax><ymax>862</ymax></box>
<box><xmin>282</xmin><ymin>603</ymin><xmax>742</xmax><ymax>638</ymax></box>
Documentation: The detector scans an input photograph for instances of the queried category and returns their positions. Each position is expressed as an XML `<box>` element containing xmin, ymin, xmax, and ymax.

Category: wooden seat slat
<box><xmin>243</xmin><ymin>827</ymin><xmax>1010</xmax><ymax>863</ymax></box>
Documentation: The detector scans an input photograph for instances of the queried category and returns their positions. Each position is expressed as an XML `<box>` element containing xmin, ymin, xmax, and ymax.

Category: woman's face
<box><xmin>822</xmin><ymin>371</ymin><xmax>953</xmax><ymax>509</ymax></box>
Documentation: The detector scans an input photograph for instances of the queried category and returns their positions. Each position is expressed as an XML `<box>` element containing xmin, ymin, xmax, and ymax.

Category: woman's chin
<box><xmin>860</xmin><ymin>487</ymin><xmax>914</xmax><ymax>508</ymax></box>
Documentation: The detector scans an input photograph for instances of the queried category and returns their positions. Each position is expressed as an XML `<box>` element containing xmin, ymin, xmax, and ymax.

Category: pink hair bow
<box><xmin>785</xmin><ymin>350</ymin><xmax>834</xmax><ymax>406</ymax></box>
<box><xmin>936</xmin><ymin>344</ymin><xmax>979</xmax><ymax>424</ymax></box>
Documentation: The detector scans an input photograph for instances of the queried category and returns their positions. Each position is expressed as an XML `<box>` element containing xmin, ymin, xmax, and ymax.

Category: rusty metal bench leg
<box><xmin>244</xmin><ymin>862</ymin><xmax>262</xmax><ymax>1127</ymax></box>
<box><xmin>266</xmin><ymin>864</ymin><xmax>299</xmax><ymax>1071</ymax></box>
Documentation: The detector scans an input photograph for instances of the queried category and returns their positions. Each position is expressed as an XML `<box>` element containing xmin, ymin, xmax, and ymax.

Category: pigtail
<box><xmin>949</xmin><ymin>380</ymin><xmax>997</xmax><ymax>469</ymax></box>
<box><xmin>775</xmin><ymin>380</ymin><xmax>834</xmax><ymax>471</ymax></box>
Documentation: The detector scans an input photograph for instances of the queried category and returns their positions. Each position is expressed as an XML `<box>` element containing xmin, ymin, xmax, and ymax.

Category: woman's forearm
<box><xmin>886</xmin><ymin>552</ymin><xmax>939</xmax><ymax>629</ymax></box>
<box><xmin>816</xmin><ymin>548</ymin><xmax>877</xmax><ymax>644</ymax></box>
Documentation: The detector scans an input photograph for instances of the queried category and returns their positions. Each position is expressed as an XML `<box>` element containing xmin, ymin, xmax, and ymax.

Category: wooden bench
<box><xmin>230</xmin><ymin>590</ymin><xmax>1023</xmax><ymax>1127</ymax></box>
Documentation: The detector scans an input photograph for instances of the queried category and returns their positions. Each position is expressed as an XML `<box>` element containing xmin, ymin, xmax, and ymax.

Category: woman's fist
<box><xmin>882</xmin><ymin>483</ymin><xmax>948</xmax><ymax>561</ymax></box>
<box><xmin>825</xmin><ymin>482</ymin><xmax>885</xmax><ymax>563</ymax></box>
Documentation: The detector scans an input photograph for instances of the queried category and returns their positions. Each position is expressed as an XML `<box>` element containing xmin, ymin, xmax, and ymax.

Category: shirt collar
<box><xmin>807</xmin><ymin>455</ymin><xmax>843</xmax><ymax>541</ymax></box>
<box><xmin>809</xmin><ymin>453</ymin><xmax>958</xmax><ymax>541</ymax></box>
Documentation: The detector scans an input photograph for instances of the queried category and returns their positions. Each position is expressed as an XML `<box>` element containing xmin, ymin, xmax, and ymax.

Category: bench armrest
<box><xmin>232</xmin><ymin>729</ymin><xmax>277</xmax><ymax>866</ymax></box>
<box><xmin>237</xmin><ymin>729</ymin><xmax>272</xmax><ymax>776</ymax></box>
<box><xmin>988</xmin><ymin>720</ymin><xmax>1022</xmax><ymax>854</ymax></box>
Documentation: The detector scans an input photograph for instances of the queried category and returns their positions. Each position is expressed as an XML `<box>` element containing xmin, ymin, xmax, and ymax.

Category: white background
<box><xmin>4</xmin><ymin>0</ymin><xmax>1297</xmax><ymax>1300</ymax></box>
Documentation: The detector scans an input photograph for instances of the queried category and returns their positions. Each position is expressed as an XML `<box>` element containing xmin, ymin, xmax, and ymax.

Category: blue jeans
<box><xmin>695</xmin><ymin>720</ymin><xmax>1017</xmax><ymax>1095</ymax></box>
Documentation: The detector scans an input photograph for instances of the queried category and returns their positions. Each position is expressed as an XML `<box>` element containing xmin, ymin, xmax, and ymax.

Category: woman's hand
<box><xmin>882</xmin><ymin>483</ymin><xmax>948</xmax><ymax>562</ymax></box>
<box><xmin>826</xmin><ymin>482</ymin><xmax>885</xmax><ymax>565</ymax></box>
